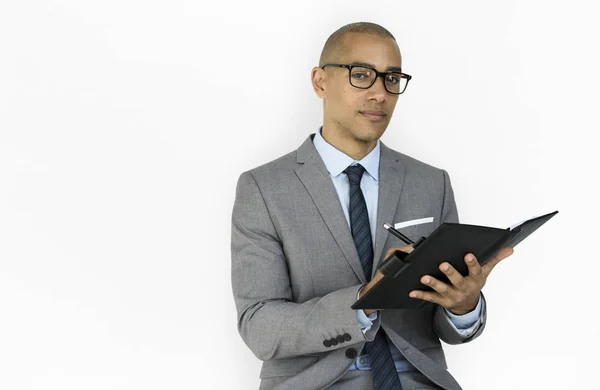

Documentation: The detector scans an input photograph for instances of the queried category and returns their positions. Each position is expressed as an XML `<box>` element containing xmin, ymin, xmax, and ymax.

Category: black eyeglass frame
<box><xmin>321</xmin><ymin>63</ymin><xmax>412</xmax><ymax>95</ymax></box>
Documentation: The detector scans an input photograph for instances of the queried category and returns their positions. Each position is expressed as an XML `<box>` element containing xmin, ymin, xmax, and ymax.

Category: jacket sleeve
<box><xmin>231</xmin><ymin>171</ymin><xmax>378</xmax><ymax>360</ymax></box>
<box><xmin>432</xmin><ymin>168</ymin><xmax>488</xmax><ymax>344</ymax></box>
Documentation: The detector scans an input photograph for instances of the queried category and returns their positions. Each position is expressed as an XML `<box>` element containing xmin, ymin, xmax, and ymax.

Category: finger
<box><xmin>464</xmin><ymin>253</ymin><xmax>482</xmax><ymax>277</ymax></box>
<box><xmin>409</xmin><ymin>289</ymin><xmax>443</xmax><ymax>305</ymax></box>
<box><xmin>420</xmin><ymin>275</ymin><xmax>451</xmax><ymax>295</ymax></box>
<box><xmin>439</xmin><ymin>262</ymin><xmax>467</xmax><ymax>288</ymax></box>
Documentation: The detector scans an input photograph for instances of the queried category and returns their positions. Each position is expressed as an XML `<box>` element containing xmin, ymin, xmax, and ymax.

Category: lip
<box><xmin>360</xmin><ymin>111</ymin><xmax>387</xmax><ymax>120</ymax></box>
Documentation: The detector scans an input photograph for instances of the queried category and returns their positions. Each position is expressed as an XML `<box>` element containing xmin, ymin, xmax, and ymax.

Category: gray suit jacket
<box><xmin>231</xmin><ymin>133</ymin><xmax>487</xmax><ymax>390</ymax></box>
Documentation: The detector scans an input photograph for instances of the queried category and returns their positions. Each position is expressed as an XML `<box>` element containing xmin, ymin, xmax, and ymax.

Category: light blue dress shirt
<box><xmin>312</xmin><ymin>127</ymin><xmax>484</xmax><ymax>372</ymax></box>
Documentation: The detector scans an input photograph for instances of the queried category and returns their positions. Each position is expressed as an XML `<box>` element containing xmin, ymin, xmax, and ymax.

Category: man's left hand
<box><xmin>409</xmin><ymin>246</ymin><xmax>515</xmax><ymax>315</ymax></box>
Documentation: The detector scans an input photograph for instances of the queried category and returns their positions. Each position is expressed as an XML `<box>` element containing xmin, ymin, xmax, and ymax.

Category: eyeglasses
<box><xmin>321</xmin><ymin>63</ymin><xmax>412</xmax><ymax>95</ymax></box>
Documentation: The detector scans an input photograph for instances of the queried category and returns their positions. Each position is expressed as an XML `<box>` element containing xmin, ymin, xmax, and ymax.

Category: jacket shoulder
<box><xmin>236</xmin><ymin>148</ymin><xmax>300</xmax><ymax>186</ymax></box>
<box><xmin>384</xmin><ymin>144</ymin><xmax>448</xmax><ymax>177</ymax></box>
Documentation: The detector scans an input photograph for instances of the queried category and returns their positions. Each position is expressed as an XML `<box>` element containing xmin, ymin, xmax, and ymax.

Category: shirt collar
<box><xmin>313</xmin><ymin>126</ymin><xmax>380</xmax><ymax>181</ymax></box>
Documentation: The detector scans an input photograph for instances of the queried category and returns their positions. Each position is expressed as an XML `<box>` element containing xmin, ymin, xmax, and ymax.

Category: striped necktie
<box><xmin>344</xmin><ymin>163</ymin><xmax>402</xmax><ymax>390</ymax></box>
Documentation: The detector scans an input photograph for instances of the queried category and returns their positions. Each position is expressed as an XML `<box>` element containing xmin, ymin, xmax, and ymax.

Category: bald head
<box><xmin>311</xmin><ymin>23</ymin><xmax>403</xmax><ymax>160</ymax></box>
<box><xmin>319</xmin><ymin>22</ymin><xmax>397</xmax><ymax>67</ymax></box>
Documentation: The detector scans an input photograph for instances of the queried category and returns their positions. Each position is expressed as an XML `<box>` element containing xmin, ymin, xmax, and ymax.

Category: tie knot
<box><xmin>344</xmin><ymin>164</ymin><xmax>366</xmax><ymax>186</ymax></box>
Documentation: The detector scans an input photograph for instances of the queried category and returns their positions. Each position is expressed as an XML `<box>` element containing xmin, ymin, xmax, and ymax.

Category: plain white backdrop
<box><xmin>1</xmin><ymin>1</ymin><xmax>598</xmax><ymax>389</ymax></box>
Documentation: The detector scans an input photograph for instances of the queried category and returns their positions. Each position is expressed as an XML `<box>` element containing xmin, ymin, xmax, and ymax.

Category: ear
<box><xmin>311</xmin><ymin>67</ymin><xmax>327</xmax><ymax>99</ymax></box>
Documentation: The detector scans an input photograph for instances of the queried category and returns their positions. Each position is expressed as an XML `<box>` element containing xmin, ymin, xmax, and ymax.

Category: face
<box><xmin>312</xmin><ymin>33</ymin><xmax>402</xmax><ymax>145</ymax></box>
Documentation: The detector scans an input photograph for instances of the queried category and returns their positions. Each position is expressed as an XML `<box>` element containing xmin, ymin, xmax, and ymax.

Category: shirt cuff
<box><xmin>356</xmin><ymin>285</ymin><xmax>377</xmax><ymax>334</ymax></box>
<box><xmin>444</xmin><ymin>292</ymin><xmax>483</xmax><ymax>330</ymax></box>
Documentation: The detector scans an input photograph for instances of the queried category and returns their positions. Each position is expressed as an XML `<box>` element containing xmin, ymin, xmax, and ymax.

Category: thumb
<box><xmin>482</xmin><ymin>246</ymin><xmax>514</xmax><ymax>276</ymax></box>
<box><xmin>384</xmin><ymin>244</ymin><xmax>414</xmax><ymax>260</ymax></box>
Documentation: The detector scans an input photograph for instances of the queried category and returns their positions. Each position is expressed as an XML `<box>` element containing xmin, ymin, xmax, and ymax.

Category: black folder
<box><xmin>351</xmin><ymin>210</ymin><xmax>558</xmax><ymax>310</ymax></box>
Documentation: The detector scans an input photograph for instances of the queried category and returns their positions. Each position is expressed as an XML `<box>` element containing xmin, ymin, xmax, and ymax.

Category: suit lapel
<box><xmin>372</xmin><ymin>141</ymin><xmax>405</xmax><ymax>276</ymax></box>
<box><xmin>295</xmin><ymin>134</ymin><xmax>367</xmax><ymax>283</ymax></box>
<box><xmin>294</xmin><ymin>134</ymin><xmax>406</xmax><ymax>283</ymax></box>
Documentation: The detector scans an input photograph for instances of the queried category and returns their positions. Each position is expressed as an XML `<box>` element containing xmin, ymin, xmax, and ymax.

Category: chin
<box><xmin>354</xmin><ymin>125</ymin><xmax>386</xmax><ymax>141</ymax></box>
<box><xmin>353</xmin><ymin>131</ymin><xmax>383</xmax><ymax>143</ymax></box>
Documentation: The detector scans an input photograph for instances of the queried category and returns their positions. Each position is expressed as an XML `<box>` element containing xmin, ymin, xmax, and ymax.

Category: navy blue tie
<box><xmin>344</xmin><ymin>164</ymin><xmax>402</xmax><ymax>390</ymax></box>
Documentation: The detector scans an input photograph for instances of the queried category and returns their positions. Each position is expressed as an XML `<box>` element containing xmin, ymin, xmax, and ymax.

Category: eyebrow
<box><xmin>350</xmin><ymin>61</ymin><xmax>402</xmax><ymax>73</ymax></box>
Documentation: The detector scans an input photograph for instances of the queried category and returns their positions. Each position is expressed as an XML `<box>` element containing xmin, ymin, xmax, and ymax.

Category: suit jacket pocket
<box><xmin>259</xmin><ymin>355</ymin><xmax>320</xmax><ymax>379</ymax></box>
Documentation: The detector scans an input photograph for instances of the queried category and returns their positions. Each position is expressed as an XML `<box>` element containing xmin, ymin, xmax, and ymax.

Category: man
<box><xmin>231</xmin><ymin>22</ymin><xmax>513</xmax><ymax>390</ymax></box>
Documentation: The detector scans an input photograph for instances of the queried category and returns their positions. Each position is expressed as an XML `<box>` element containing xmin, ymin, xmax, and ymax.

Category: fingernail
<box><xmin>441</xmin><ymin>263</ymin><xmax>449</xmax><ymax>271</ymax></box>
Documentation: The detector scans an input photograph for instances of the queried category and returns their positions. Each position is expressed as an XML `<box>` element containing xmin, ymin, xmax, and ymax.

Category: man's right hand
<box><xmin>359</xmin><ymin>244</ymin><xmax>414</xmax><ymax>315</ymax></box>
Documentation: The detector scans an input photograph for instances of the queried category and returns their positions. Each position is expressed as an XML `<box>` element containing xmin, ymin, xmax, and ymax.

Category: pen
<box><xmin>383</xmin><ymin>223</ymin><xmax>414</xmax><ymax>245</ymax></box>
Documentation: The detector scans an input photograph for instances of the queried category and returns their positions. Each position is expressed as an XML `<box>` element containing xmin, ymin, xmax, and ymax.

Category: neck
<box><xmin>321</xmin><ymin>123</ymin><xmax>377</xmax><ymax>161</ymax></box>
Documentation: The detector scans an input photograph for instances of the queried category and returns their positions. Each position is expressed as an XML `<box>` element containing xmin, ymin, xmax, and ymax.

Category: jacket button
<box><xmin>343</xmin><ymin>333</ymin><xmax>352</xmax><ymax>342</ymax></box>
<box><xmin>323</xmin><ymin>339</ymin><xmax>331</xmax><ymax>348</ymax></box>
<box><xmin>336</xmin><ymin>335</ymin><xmax>345</xmax><ymax>343</ymax></box>
<box><xmin>330</xmin><ymin>338</ymin><xmax>338</xmax><ymax>346</ymax></box>
<box><xmin>345</xmin><ymin>348</ymin><xmax>358</xmax><ymax>359</ymax></box>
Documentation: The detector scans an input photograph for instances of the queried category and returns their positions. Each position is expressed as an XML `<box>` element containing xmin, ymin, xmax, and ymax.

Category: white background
<box><xmin>1</xmin><ymin>1</ymin><xmax>598</xmax><ymax>389</ymax></box>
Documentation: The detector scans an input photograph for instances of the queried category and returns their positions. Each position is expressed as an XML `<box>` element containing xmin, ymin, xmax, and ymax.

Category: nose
<box><xmin>367</xmin><ymin>76</ymin><xmax>387</xmax><ymax>102</ymax></box>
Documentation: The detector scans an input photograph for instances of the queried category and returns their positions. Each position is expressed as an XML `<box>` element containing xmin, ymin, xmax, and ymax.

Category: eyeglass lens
<box><xmin>349</xmin><ymin>67</ymin><xmax>408</xmax><ymax>94</ymax></box>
